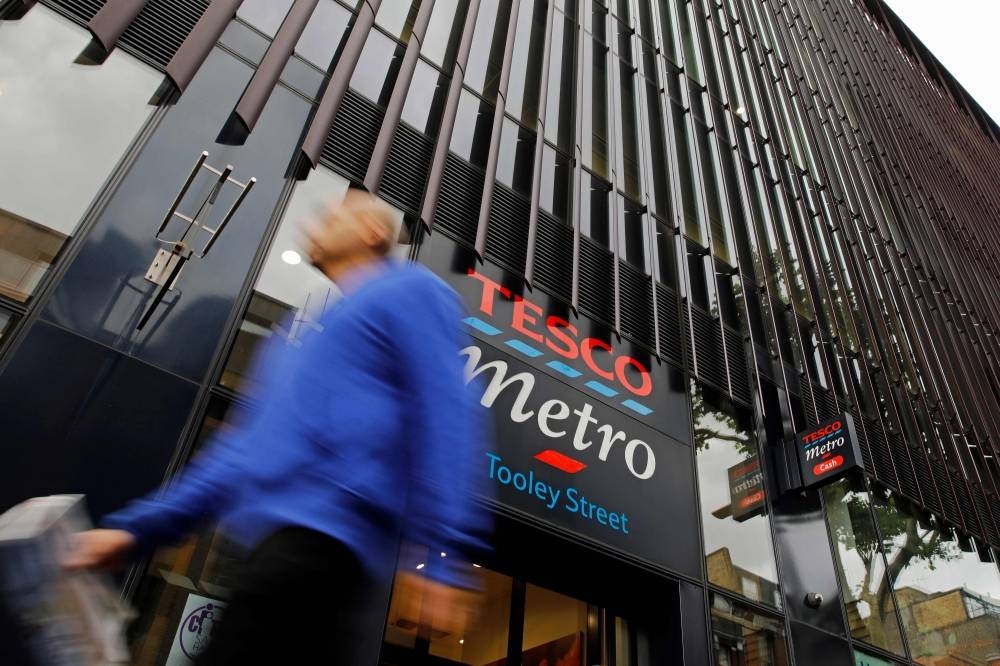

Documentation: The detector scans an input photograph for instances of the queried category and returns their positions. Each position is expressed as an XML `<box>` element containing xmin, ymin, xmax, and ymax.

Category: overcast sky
<box><xmin>882</xmin><ymin>0</ymin><xmax>1000</xmax><ymax>124</ymax></box>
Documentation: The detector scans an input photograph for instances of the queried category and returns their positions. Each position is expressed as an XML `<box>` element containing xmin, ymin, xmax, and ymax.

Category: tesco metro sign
<box><xmin>794</xmin><ymin>413</ymin><xmax>864</xmax><ymax>488</ymax></box>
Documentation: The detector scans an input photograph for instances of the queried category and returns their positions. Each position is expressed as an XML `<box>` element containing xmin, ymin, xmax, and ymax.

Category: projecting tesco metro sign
<box><xmin>794</xmin><ymin>413</ymin><xmax>864</xmax><ymax>488</ymax></box>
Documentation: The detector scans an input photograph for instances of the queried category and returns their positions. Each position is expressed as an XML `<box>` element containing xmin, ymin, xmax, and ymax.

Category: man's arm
<box><xmin>391</xmin><ymin>274</ymin><xmax>493</xmax><ymax>588</ymax></box>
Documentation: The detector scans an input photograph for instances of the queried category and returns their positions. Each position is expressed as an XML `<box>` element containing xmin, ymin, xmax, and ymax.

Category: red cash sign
<box><xmin>468</xmin><ymin>269</ymin><xmax>653</xmax><ymax>398</ymax></box>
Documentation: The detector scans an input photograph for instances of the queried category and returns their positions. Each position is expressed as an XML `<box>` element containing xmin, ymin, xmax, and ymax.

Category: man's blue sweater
<box><xmin>104</xmin><ymin>260</ymin><xmax>491</xmax><ymax>587</ymax></box>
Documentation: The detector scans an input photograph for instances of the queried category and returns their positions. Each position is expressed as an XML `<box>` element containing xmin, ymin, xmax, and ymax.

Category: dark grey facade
<box><xmin>2</xmin><ymin>1</ymin><xmax>1000</xmax><ymax>665</ymax></box>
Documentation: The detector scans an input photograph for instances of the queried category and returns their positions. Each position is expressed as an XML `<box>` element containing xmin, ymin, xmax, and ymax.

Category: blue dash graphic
<box><xmin>463</xmin><ymin>316</ymin><xmax>501</xmax><ymax>336</ymax></box>
<box><xmin>505</xmin><ymin>339</ymin><xmax>544</xmax><ymax>358</ymax></box>
<box><xmin>585</xmin><ymin>380</ymin><xmax>619</xmax><ymax>397</ymax></box>
<box><xmin>622</xmin><ymin>399</ymin><xmax>654</xmax><ymax>416</ymax></box>
<box><xmin>546</xmin><ymin>360</ymin><xmax>583</xmax><ymax>378</ymax></box>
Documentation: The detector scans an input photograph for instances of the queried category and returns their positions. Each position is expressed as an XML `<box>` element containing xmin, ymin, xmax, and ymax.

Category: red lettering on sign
<box><xmin>615</xmin><ymin>355</ymin><xmax>652</xmax><ymax>397</ymax></box>
<box><xmin>814</xmin><ymin>455</ymin><xmax>844</xmax><ymax>476</ymax></box>
<box><xmin>581</xmin><ymin>338</ymin><xmax>615</xmax><ymax>381</ymax></box>
<box><xmin>466</xmin><ymin>269</ymin><xmax>654</xmax><ymax>398</ymax></box>
<box><xmin>511</xmin><ymin>296</ymin><xmax>544</xmax><ymax>342</ymax></box>
<box><xmin>739</xmin><ymin>490</ymin><xmax>765</xmax><ymax>508</ymax></box>
<box><xmin>467</xmin><ymin>269</ymin><xmax>510</xmax><ymax>316</ymax></box>
<box><xmin>802</xmin><ymin>420</ymin><xmax>842</xmax><ymax>444</ymax></box>
<box><xmin>545</xmin><ymin>316</ymin><xmax>578</xmax><ymax>359</ymax></box>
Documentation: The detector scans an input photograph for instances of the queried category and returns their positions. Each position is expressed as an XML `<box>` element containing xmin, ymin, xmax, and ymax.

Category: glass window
<box><xmin>678</xmin><ymin>1</ymin><xmax>705</xmax><ymax>85</ymax></box>
<box><xmin>450</xmin><ymin>89</ymin><xmax>497</xmax><ymax>169</ymax></box>
<box><xmin>464</xmin><ymin>0</ymin><xmax>514</xmax><ymax>103</ymax></box>
<box><xmin>506</xmin><ymin>0</ymin><xmax>548</xmax><ymax>129</ymax></box>
<box><xmin>671</xmin><ymin>101</ymin><xmax>705</xmax><ymax>244</ymax></box>
<box><xmin>656</xmin><ymin>0</ymin><xmax>680</xmax><ymax>66</ymax></box>
<box><xmin>350</xmin><ymin>29</ymin><xmax>407</xmax><ymax>106</ymax></box>
<box><xmin>421</xmin><ymin>0</ymin><xmax>469</xmax><ymax>69</ymax></box>
<box><xmin>382</xmin><ymin>552</ymin><xmax>514</xmax><ymax>663</ymax></box>
<box><xmin>545</xmin><ymin>9</ymin><xmax>578</xmax><ymax>152</ymax></box>
<box><xmin>220</xmin><ymin>168</ymin><xmax>404</xmax><ymax>392</ymax></box>
<box><xmin>822</xmin><ymin>478</ymin><xmax>907</xmax><ymax>656</ymax></box>
<box><xmin>874</xmin><ymin>494</ymin><xmax>1000</xmax><ymax>665</ymax></box>
<box><xmin>710</xmin><ymin>593</ymin><xmax>789</xmax><ymax>666</ymax></box>
<box><xmin>580</xmin><ymin>174</ymin><xmax>612</xmax><ymax>248</ymax></box>
<box><xmin>695</xmin><ymin>120</ymin><xmax>732</xmax><ymax>264</ymax></box>
<box><xmin>401</xmin><ymin>60</ymin><xmax>451</xmax><ymax>137</ymax></box>
<box><xmin>294</xmin><ymin>0</ymin><xmax>352</xmax><ymax>69</ymax></box>
<box><xmin>127</xmin><ymin>398</ymin><xmax>241</xmax><ymax>664</ymax></box>
<box><xmin>644</xmin><ymin>81</ymin><xmax>671</xmax><ymax>217</ymax></box>
<box><xmin>237</xmin><ymin>0</ymin><xmax>293</xmax><ymax>36</ymax></box>
<box><xmin>521</xmin><ymin>584</ymin><xmax>588</xmax><ymax>663</ymax></box>
<box><xmin>655</xmin><ymin>220</ymin><xmax>678</xmax><ymax>288</ymax></box>
<box><xmin>581</xmin><ymin>37</ymin><xmax>610</xmax><ymax>178</ymax></box>
<box><xmin>693</xmin><ymin>383</ymin><xmax>781</xmax><ymax>609</ymax></box>
<box><xmin>375</xmin><ymin>0</ymin><xmax>421</xmax><ymax>42</ymax></box>
<box><xmin>616</xmin><ymin>62</ymin><xmax>642</xmax><ymax>199</ymax></box>
<box><xmin>618</xmin><ymin>195</ymin><xmax>649</xmax><ymax>271</ymax></box>
<box><xmin>495</xmin><ymin>117</ymin><xmax>536</xmax><ymax>196</ymax></box>
<box><xmin>0</xmin><ymin>309</ymin><xmax>18</xmax><ymax>348</ymax></box>
<box><xmin>539</xmin><ymin>145</ymin><xmax>574</xmax><ymax>221</ymax></box>
<box><xmin>0</xmin><ymin>6</ymin><xmax>161</xmax><ymax>303</ymax></box>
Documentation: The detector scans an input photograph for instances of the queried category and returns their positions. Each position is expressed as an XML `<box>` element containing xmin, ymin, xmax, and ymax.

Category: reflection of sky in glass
<box><xmin>695</xmin><ymin>408</ymin><xmax>781</xmax><ymax>603</ymax></box>
<box><xmin>0</xmin><ymin>7</ymin><xmax>160</xmax><ymax>235</ymax></box>
<box><xmin>255</xmin><ymin>167</ymin><xmax>405</xmax><ymax>326</ymax></box>
<box><xmin>237</xmin><ymin>0</ymin><xmax>294</xmax><ymax>37</ymax></box>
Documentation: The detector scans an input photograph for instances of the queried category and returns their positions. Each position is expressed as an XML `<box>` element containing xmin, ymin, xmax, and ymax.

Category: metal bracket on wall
<box><xmin>137</xmin><ymin>151</ymin><xmax>256</xmax><ymax>330</ymax></box>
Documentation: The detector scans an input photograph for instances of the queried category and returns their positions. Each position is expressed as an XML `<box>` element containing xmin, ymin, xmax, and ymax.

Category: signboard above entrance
<box><xmin>794</xmin><ymin>413</ymin><xmax>863</xmax><ymax>488</ymax></box>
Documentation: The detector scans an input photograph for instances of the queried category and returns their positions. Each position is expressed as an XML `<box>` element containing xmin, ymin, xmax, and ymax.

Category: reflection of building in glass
<box><xmin>707</xmin><ymin>548</ymin><xmax>781</xmax><ymax>609</ymax></box>
<box><xmin>894</xmin><ymin>587</ymin><xmax>1000</xmax><ymax>665</ymax></box>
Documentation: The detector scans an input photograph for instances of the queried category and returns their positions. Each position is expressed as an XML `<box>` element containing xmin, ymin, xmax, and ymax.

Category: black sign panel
<box><xmin>419</xmin><ymin>234</ymin><xmax>699</xmax><ymax>577</ymax></box>
<box><xmin>727</xmin><ymin>456</ymin><xmax>765</xmax><ymax>522</ymax></box>
<box><xmin>794</xmin><ymin>413</ymin><xmax>863</xmax><ymax>488</ymax></box>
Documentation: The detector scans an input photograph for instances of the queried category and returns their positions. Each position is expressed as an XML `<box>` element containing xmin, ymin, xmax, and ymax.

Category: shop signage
<box><xmin>727</xmin><ymin>456</ymin><xmax>765</xmax><ymax>521</ymax></box>
<box><xmin>794</xmin><ymin>413</ymin><xmax>863</xmax><ymax>488</ymax></box>
<box><xmin>165</xmin><ymin>593</ymin><xmax>226</xmax><ymax>666</ymax></box>
<box><xmin>419</xmin><ymin>236</ymin><xmax>700</xmax><ymax>577</ymax></box>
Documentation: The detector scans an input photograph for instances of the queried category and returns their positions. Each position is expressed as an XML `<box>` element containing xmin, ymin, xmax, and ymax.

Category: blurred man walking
<box><xmin>66</xmin><ymin>190</ymin><xmax>491</xmax><ymax>664</ymax></box>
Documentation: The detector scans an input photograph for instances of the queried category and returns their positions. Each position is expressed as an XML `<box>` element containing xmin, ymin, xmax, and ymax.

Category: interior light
<box><xmin>459</xmin><ymin>639</ymin><xmax>465</xmax><ymax>645</ymax></box>
<box><xmin>416</xmin><ymin>563</ymin><xmax>425</xmax><ymax>570</ymax></box>
<box><xmin>735</xmin><ymin>106</ymin><xmax>746</xmax><ymax>117</ymax></box>
<box><xmin>440</xmin><ymin>552</ymin><xmax>447</xmax><ymax>558</ymax></box>
<box><xmin>281</xmin><ymin>250</ymin><xmax>302</xmax><ymax>265</ymax></box>
<box><xmin>472</xmin><ymin>563</ymin><xmax>482</xmax><ymax>568</ymax></box>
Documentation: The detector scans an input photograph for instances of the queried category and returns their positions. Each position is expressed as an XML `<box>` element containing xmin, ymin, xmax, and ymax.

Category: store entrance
<box><xmin>377</xmin><ymin>516</ymin><xmax>683</xmax><ymax>666</ymax></box>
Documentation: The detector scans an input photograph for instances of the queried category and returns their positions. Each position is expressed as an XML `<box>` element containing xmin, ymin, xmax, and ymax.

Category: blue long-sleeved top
<box><xmin>103</xmin><ymin>259</ymin><xmax>491</xmax><ymax>587</ymax></box>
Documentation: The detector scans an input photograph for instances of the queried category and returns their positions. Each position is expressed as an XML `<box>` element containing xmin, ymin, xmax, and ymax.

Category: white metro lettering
<box><xmin>462</xmin><ymin>345</ymin><xmax>656</xmax><ymax>480</ymax></box>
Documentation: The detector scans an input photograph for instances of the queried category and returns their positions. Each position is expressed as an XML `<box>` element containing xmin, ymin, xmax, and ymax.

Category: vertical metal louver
<box><xmin>725</xmin><ymin>329</ymin><xmax>752</xmax><ymax>407</ymax></box>
<box><xmin>887</xmin><ymin>430</ymin><xmax>920</xmax><ymax>504</ymax></box>
<box><xmin>530</xmin><ymin>212</ymin><xmax>573</xmax><ymax>303</ymax></box>
<box><xmin>484</xmin><ymin>185</ymin><xmax>530</xmax><ymax>276</ymax></box>
<box><xmin>930</xmin><ymin>457</ymin><xmax>964</xmax><ymax>531</ymax></box>
<box><xmin>688</xmin><ymin>305</ymin><xmax>728</xmax><ymax>394</ymax></box>
<box><xmin>656</xmin><ymin>284</ymin><xmax>683</xmax><ymax>367</ymax></box>
<box><xmin>431</xmin><ymin>154</ymin><xmax>484</xmax><ymax>247</ymax></box>
<box><xmin>379</xmin><ymin>123</ymin><xmax>434</xmax><ymax>216</ymax></box>
<box><xmin>617</xmin><ymin>262</ymin><xmax>655</xmax><ymax>352</ymax></box>
<box><xmin>848</xmin><ymin>405</ymin><xmax>876</xmax><ymax>475</ymax></box>
<box><xmin>319</xmin><ymin>90</ymin><xmax>385</xmax><ymax>185</ymax></box>
<box><xmin>44</xmin><ymin>0</ymin><xmax>212</xmax><ymax>69</ymax></box>
<box><xmin>576</xmin><ymin>237</ymin><xmax>615</xmax><ymax>328</ymax></box>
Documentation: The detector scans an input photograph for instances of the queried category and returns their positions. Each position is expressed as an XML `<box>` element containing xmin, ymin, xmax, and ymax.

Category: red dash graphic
<box><xmin>534</xmin><ymin>449</ymin><xmax>588</xmax><ymax>474</ymax></box>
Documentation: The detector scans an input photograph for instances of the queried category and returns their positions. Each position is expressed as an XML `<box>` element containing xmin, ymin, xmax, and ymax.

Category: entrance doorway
<box><xmin>378</xmin><ymin>517</ymin><xmax>682</xmax><ymax>665</ymax></box>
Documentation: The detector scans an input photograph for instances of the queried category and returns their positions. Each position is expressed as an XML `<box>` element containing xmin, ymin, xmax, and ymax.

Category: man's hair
<box><xmin>343</xmin><ymin>188</ymin><xmax>398</xmax><ymax>256</ymax></box>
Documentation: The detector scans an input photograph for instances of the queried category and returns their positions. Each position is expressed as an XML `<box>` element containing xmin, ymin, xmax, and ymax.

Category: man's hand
<box><xmin>63</xmin><ymin>529</ymin><xmax>137</xmax><ymax>572</ymax></box>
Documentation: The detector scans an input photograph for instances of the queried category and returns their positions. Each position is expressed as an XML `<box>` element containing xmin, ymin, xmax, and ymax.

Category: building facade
<box><xmin>2</xmin><ymin>0</ymin><xmax>1000</xmax><ymax>664</ymax></box>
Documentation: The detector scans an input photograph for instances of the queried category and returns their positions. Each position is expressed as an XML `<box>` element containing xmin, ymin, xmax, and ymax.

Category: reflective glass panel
<box><xmin>421</xmin><ymin>0</ymin><xmax>468</xmax><ymax>69</ymax></box>
<box><xmin>375</xmin><ymin>0</ymin><xmax>421</xmax><ymax>42</ymax></box>
<box><xmin>0</xmin><ymin>309</ymin><xmax>18</xmax><ymax>348</ymax></box>
<box><xmin>693</xmin><ymin>383</ymin><xmax>781</xmax><ymax>609</ymax></box>
<box><xmin>581</xmin><ymin>37</ymin><xmax>610</xmax><ymax>178</ymax></box>
<box><xmin>464</xmin><ymin>0</ymin><xmax>514</xmax><ymax>103</ymax></box>
<box><xmin>450</xmin><ymin>90</ymin><xmax>496</xmax><ymax>169</ymax></box>
<box><xmin>709</xmin><ymin>594</ymin><xmax>789</xmax><ymax>666</ymax></box>
<box><xmin>237</xmin><ymin>0</ymin><xmax>293</xmax><ymax>36</ymax></box>
<box><xmin>350</xmin><ymin>29</ymin><xmax>407</xmax><ymax>106</ymax></box>
<box><xmin>0</xmin><ymin>6</ymin><xmax>160</xmax><ymax>303</ymax></box>
<box><xmin>294</xmin><ymin>0</ymin><xmax>352</xmax><ymax>69</ymax></box>
<box><xmin>580</xmin><ymin>174</ymin><xmax>612</xmax><ymax>248</ymax></box>
<box><xmin>495</xmin><ymin>118</ymin><xmax>536</xmax><ymax>195</ymax></box>
<box><xmin>822</xmin><ymin>478</ymin><xmax>907</xmax><ymax>656</ymax></box>
<box><xmin>874</xmin><ymin>494</ymin><xmax>1000</xmax><ymax>665</ymax></box>
<box><xmin>401</xmin><ymin>60</ymin><xmax>451</xmax><ymax>137</ymax></box>
<box><xmin>539</xmin><ymin>145</ymin><xmax>573</xmax><ymax>221</ymax></box>
<box><xmin>220</xmin><ymin>168</ymin><xmax>405</xmax><ymax>392</ymax></box>
<box><xmin>544</xmin><ymin>9</ymin><xmax>577</xmax><ymax>152</ymax></box>
<box><xmin>506</xmin><ymin>0</ymin><xmax>548</xmax><ymax>129</ymax></box>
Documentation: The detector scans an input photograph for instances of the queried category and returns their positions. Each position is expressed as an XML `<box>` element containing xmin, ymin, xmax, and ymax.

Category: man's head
<box><xmin>304</xmin><ymin>188</ymin><xmax>396</xmax><ymax>280</ymax></box>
